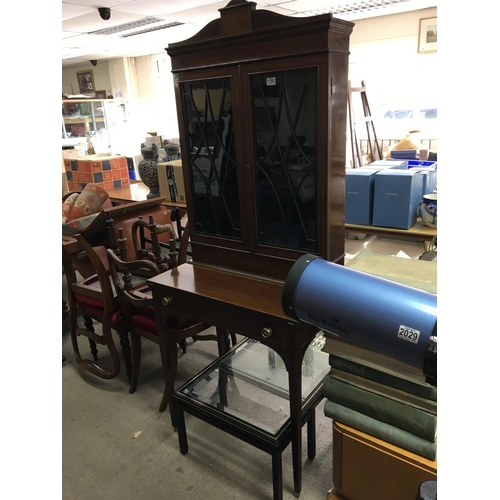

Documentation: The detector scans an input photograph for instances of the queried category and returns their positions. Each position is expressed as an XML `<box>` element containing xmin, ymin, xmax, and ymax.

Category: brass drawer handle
<box><xmin>162</xmin><ymin>296</ymin><xmax>173</xmax><ymax>306</ymax></box>
<box><xmin>261</xmin><ymin>327</ymin><xmax>273</xmax><ymax>338</ymax></box>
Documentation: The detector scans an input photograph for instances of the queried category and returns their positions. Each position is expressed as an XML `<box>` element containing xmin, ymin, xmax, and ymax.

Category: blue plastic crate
<box><xmin>408</xmin><ymin>160</ymin><xmax>437</xmax><ymax>169</ymax></box>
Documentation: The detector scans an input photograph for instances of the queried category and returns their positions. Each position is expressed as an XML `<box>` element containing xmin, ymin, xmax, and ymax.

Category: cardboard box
<box><xmin>345</xmin><ymin>169</ymin><xmax>378</xmax><ymax>225</ymax></box>
<box><xmin>372</xmin><ymin>169</ymin><xmax>423</xmax><ymax>229</ymax></box>
<box><xmin>332</xmin><ymin>421</ymin><xmax>437</xmax><ymax>500</ymax></box>
<box><xmin>157</xmin><ymin>160</ymin><xmax>186</xmax><ymax>203</ymax></box>
<box><xmin>64</xmin><ymin>154</ymin><xmax>130</xmax><ymax>192</ymax></box>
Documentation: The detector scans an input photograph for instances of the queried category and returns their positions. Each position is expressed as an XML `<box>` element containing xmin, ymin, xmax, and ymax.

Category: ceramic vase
<box><xmin>138</xmin><ymin>142</ymin><xmax>160</xmax><ymax>198</ymax></box>
<box><xmin>419</xmin><ymin>193</ymin><xmax>437</xmax><ymax>228</ymax></box>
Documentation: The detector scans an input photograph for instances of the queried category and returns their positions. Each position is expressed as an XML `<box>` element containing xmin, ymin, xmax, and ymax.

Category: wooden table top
<box><xmin>346</xmin><ymin>219</ymin><xmax>436</xmax><ymax>238</ymax></box>
<box><xmin>107</xmin><ymin>181</ymin><xmax>187</xmax><ymax>209</ymax></box>
<box><xmin>148</xmin><ymin>263</ymin><xmax>289</xmax><ymax>320</ymax></box>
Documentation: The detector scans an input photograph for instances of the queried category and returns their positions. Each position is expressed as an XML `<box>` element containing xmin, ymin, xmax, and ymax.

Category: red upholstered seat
<box><xmin>130</xmin><ymin>306</ymin><xmax>199</xmax><ymax>337</ymax></box>
<box><xmin>75</xmin><ymin>292</ymin><xmax>124</xmax><ymax>327</ymax></box>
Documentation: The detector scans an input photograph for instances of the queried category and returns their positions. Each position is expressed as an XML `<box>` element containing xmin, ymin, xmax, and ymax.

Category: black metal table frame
<box><xmin>172</xmin><ymin>339</ymin><xmax>325</xmax><ymax>500</ymax></box>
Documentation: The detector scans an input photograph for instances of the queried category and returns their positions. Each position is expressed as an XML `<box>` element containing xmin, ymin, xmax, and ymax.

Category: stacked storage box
<box><xmin>372</xmin><ymin>169</ymin><xmax>423</xmax><ymax>229</ymax></box>
<box><xmin>64</xmin><ymin>154</ymin><xmax>130</xmax><ymax>192</ymax></box>
<box><xmin>345</xmin><ymin>160</ymin><xmax>437</xmax><ymax>229</ymax></box>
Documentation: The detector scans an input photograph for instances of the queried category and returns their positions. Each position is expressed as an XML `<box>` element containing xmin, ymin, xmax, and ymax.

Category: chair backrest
<box><xmin>103</xmin><ymin>205</ymin><xmax>174</xmax><ymax>262</ymax></box>
<box><xmin>63</xmin><ymin>231</ymin><xmax>123</xmax><ymax>379</ymax></box>
<box><xmin>131</xmin><ymin>215</ymin><xmax>177</xmax><ymax>271</ymax></box>
<box><xmin>177</xmin><ymin>219</ymin><xmax>190</xmax><ymax>266</ymax></box>
<box><xmin>106</xmin><ymin>245</ymin><xmax>161</xmax><ymax>339</ymax></box>
<box><xmin>73</xmin><ymin>233</ymin><xmax>116</xmax><ymax>312</ymax></box>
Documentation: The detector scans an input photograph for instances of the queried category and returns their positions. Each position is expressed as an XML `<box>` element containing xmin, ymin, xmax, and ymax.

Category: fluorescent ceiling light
<box><xmin>91</xmin><ymin>17</ymin><xmax>182</xmax><ymax>37</ymax></box>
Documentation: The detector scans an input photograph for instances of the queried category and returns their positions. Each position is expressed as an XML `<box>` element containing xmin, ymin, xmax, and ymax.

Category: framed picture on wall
<box><xmin>418</xmin><ymin>17</ymin><xmax>437</xmax><ymax>54</ymax></box>
<box><xmin>95</xmin><ymin>90</ymin><xmax>107</xmax><ymax>99</ymax></box>
<box><xmin>77</xmin><ymin>70</ymin><xmax>95</xmax><ymax>93</ymax></box>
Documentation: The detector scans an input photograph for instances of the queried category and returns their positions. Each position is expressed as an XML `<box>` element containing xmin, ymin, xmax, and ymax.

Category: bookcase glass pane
<box><xmin>181</xmin><ymin>78</ymin><xmax>242</xmax><ymax>240</ymax></box>
<box><xmin>251</xmin><ymin>68</ymin><xmax>318</xmax><ymax>252</ymax></box>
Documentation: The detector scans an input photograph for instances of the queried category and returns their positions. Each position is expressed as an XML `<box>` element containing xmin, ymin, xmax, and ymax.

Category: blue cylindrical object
<box><xmin>282</xmin><ymin>254</ymin><xmax>437</xmax><ymax>369</ymax></box>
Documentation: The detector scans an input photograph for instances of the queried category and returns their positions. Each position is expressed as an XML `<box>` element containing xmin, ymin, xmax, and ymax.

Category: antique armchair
<box><xmin>106</xmin><ymin>223</ymin><xmax>234</xmax><ymax>412</ymax></box>
<box><xmin>128</xmin><ymin>215</ymin><xmax>237</xmax><ymax>352</ymax></box>
<box><xmin>62</xmin><ymin>232</ymin><xmax>131</xmax><ymax>380</ymax></box>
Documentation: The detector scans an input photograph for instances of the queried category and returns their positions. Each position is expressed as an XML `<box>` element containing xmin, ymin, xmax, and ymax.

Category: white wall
<box><xmin>348</xmin><ymin>7</ymin><xmax>438</xmax><ymax>139</ymax></box>
<box><xmin>134</xmin><ymin>53</ymin><xmax>179</xmax><ymax>142</ymax></box>
<box><xmin>62</xmin><ymin>61</ymin><xmax>112</xmax><ymax>97</ymax></box>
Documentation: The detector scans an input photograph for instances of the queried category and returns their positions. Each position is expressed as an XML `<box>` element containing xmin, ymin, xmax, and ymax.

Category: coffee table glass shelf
<box><xmin>172</xmin><ymin>334</ymin><xmax>329</xmax><ymax>500</ymax></box>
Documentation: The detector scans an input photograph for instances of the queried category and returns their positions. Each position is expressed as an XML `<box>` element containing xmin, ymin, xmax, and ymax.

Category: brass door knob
<box><xmin>162</xmin><ymin>296</ymin><xmax>173</xmax><ymax>306</ymax></box>
<box><xmin>261</xmin><ymin>327</ymin><xmax>273</xmax><ymax>338</ymax></box>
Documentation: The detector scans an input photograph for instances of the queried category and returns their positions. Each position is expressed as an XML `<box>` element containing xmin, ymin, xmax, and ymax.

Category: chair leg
<box><xmin>83</xmin><ymin>315</ymin><xmax>99</xmax><ymax>361</ymax></box>
<box><xmin>118</xmin><ymin>326</ymin><xmax>132</xmax><ymax>383</ymax></box>
<box><xmin>129</xmin><ymin>334</ymin><xmax>142</xmax><ymax>394</ymax></box>
<box><xmin>178</xmin><ymin>339</ymin><xmax>187</xmax><ymax>354</ymax></box>
<box><xmin>216</xmin><ymin>327</ymin><xmax>231</xmax><ymax>357</ymax></box>
<box><xmin>230</xmin><ymin>331</ymin><xmax>237</xmax><ymax>347</ymax></box>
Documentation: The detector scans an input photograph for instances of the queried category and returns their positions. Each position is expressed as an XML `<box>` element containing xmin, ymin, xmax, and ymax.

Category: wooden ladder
<box><xmin>347</xmin><ymin>80</ymin><xmax>382</xmax><ymax>168</ymax></box>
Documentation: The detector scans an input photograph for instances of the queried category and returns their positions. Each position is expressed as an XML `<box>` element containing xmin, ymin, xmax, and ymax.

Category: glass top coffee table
<box><xmin>172</xmin><ymin>334</ymin><xmax>329</xmax><ymax>500</ymax></box>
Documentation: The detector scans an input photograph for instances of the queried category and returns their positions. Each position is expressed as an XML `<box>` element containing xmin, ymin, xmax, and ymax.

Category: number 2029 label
<box><xmin>397</xmin><ymin>325</ymin><xmax>420</xmax><ymax>344</ymax></box>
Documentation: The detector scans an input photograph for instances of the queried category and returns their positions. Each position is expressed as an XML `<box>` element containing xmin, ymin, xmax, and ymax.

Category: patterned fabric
<box><xmin>62</xmin><ymin>193</ymin><xmax>79</xmax><ymax>223</ymax></box>
<box><xmin>66</xmin><ymin>183</ymin><xmax>109</xmax><ymax>221</ymax></box>
<box><xmin>62</xmin><ymin>183</ymin><xmax>110</xmax><ymax>237</ymax></box>
<box><xmin>62</xmin><ymin>214</ymin><xmax>100</xmax><ymax>237</ymax></box>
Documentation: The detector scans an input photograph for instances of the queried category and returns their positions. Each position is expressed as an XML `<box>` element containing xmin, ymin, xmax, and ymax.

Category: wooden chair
<box><xmin>130</xmin><ymin>215</ymin><xmax>236</xmax><ymax>352</ymax></box>
<box><xmin>106</xmin><ymin>224</ymin><xmax>234</xmax><ymax>412</ymax></box>
<box><xmin>62</xmin><ymin>233</ymin><xmax>132</xmax><ymax>380</ymax></box>
<box><xmin>130</xmin><ymin>214</ymin><xmax>178</xmax><ymax>272</ymax></box>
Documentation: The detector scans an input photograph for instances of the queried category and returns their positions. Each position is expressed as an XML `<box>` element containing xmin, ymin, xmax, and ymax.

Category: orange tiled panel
<box><xmin>84</xmin><ymin>162</ymin><xmax>92</xmax><ymax>172</ymax></box>
<box><xmin>85</xmin><ymin>173</ymin><xmax>93</xmax><ymax>183</ymax></box>
<box><xmin>64</xmin><ymin>160</ymin><xmax>72</xmax><ymax>171</ymax></box>
<box><xmin>78</xmin><ymin>172</ymin><xmax>86</xmax><ymax>182</ymax></box>
<box><xmin>104</xmin><ymin>181</ymin><xmax>114</xmax><ymax>190</ymax></box>
<box><xmin>112</xmin><ymin>169</ymin><xmax>121</xmax><ymax>180</ymax></box>
<box><xmin>121</xmin><ymin>177</ymin><xmax>130</xmax><ymax>186</ymax></box>
<box><xmin>92</xmin><ymin>163</ymin><xmax>103</xmax><ymax>172</ymax></box>
<box><xmin>103</xmin><ymin>171</ymin><xmax>113</xmax><ymax>181</ymax></box>
<box><xmin>120</xmin><ymin>168</ymin><xmax>128</xmax><ymax>178</ymax></box>
<box><xmin>77</xmin><ymin>160</ymin><xmax>87</xmax><ymax>171</ymax></box>
<box><xmin>111</xmin><ymin>157</ymin><xmax>125</xmax><ymax>169</ymax></box>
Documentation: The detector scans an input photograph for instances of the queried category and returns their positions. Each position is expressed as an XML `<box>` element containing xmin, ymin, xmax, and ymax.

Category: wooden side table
<box><xmin>147</xmin><ymin>263</ymin><xmax>320</xmax><ymax>495</ymax></box>
<box><xmin>172</xmin><ymin>337</ymin><xmax>329</xmax><ymax>500</ymax></box>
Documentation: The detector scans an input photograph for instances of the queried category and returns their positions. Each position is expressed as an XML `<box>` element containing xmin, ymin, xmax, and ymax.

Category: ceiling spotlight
<box><xmin>90</xmin><ymin>60</ymin><xmax>97</xmax><ymax>66</ymax></box>
<box><xmin>98</xmin><ymin>8</ymin><xmax>111</xmax><ymax>21</ymax></box>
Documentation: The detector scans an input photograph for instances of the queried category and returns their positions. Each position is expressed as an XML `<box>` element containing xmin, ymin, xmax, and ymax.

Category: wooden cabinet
<box><xmin>332</xmin><ymin>421</ymin><xmax>437</xmax><ymax>500</ymax></box>
<box><xmin>166</xmin><ymin>0</ymin><xmax>353</xmax><ymax>280</ymax></box>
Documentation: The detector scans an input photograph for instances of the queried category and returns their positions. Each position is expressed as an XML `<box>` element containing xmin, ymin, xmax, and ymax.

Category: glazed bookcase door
<box><xmin>180</xmin><ymin>75</ymin><xmax>243</xmax><ymax>242</ymax></box>
<box><xmin>248</xmin><ymin>66</ymin><xmax>319</xmax><ymax>254</ymax></box>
